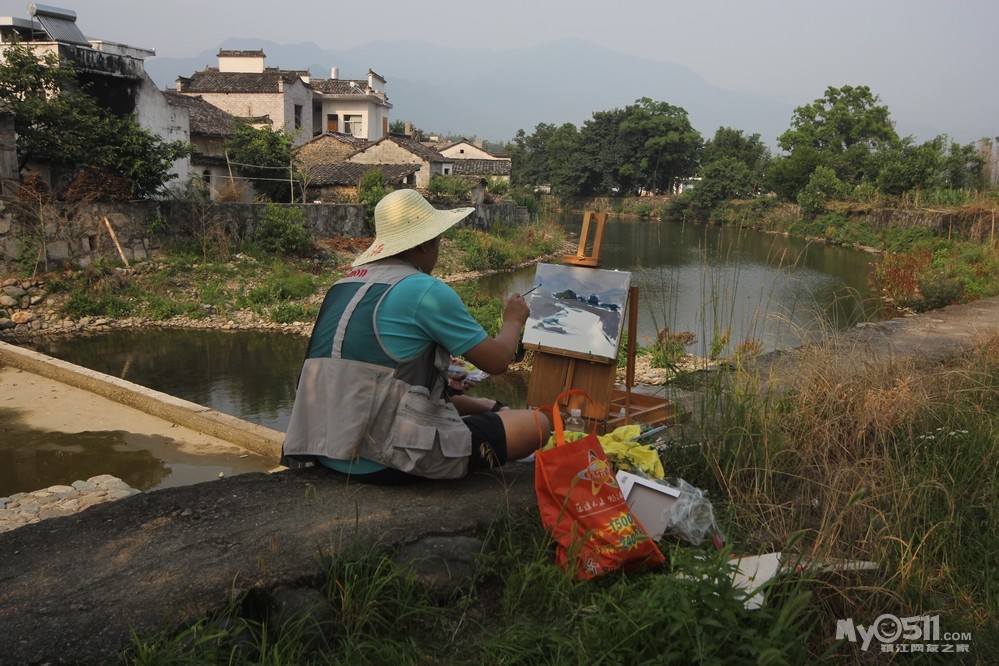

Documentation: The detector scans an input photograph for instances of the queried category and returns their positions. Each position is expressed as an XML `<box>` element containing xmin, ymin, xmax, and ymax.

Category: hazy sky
<box><xmin>6</xmin><ymin>0</ymin><xmax>997</xmax><ymax>142</ymax></box>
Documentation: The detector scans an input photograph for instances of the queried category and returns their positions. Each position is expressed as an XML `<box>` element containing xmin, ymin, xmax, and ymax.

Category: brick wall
<box><xmin>296</xmin><ymin>136</ymin><xmax>363</xmax><ymax>167</ymax></box>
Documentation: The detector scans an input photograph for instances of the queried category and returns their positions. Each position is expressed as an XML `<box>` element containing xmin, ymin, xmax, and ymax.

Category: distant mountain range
<box><xmin>143</xmin><ymin>38</ymin><xmax>939</xmax><ymax>148</ymax></box>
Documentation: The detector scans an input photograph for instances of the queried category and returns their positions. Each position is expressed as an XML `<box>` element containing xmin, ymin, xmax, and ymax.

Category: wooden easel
<box><xmin>525</xmin><ymin>212</ymin><xmax>675</xmax><ymax>432</ymax></box>
<box><xmin>562</xmin><ymin>211</ymin><xmax>607</xmax><ymax>267</ymax></box>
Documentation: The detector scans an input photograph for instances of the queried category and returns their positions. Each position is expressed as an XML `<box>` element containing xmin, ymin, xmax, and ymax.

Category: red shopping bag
<box><xmin>535</xmin><ymin>390</ymin><xmax>665</xmax><ymax>580</ymax></box>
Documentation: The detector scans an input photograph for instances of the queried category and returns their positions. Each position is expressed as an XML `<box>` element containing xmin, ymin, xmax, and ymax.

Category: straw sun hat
<box><xmin>352</xmin><ymin>189</ymin><xmax>474</xmax><ymax>267</ymax></box>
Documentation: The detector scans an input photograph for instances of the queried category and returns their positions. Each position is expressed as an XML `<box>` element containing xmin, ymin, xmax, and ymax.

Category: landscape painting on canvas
<box><xmin>521</xmin><ymin>263</ymin><xmax>631</xmax><ymax>362</ymax></box>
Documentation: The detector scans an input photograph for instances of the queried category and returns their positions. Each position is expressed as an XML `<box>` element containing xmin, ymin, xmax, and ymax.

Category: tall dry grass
<box><xmin>672</xmin><ymin>331</ymin><xmax>999</xmax><ymax>656</ymax></box>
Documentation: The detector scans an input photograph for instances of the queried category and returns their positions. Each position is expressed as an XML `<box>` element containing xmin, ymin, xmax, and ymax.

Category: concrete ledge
<box><xmin>0</xmin><ymin>341</ymin><xmax>284</xmax><ymax>461</ymax></box>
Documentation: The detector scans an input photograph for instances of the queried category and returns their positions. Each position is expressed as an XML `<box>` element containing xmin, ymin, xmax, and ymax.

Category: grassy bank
<box><xmin>695</xmin><ymin>197</ymin><xmax>999</xmax><ymax>314</ymax></box>
<box><xmin>127</xmin><ymin>330</ymin><xmax>999</xmax><ymax>663</ymax></box>
<box><xmin>31</xmin><ymin>219</ymin><xmax>568</xmax><ymax>333</ymax></box>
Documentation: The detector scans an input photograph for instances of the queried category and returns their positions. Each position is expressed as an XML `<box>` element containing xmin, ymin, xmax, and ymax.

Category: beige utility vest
<box><xmin>281</xmin><ymin>260</ymin><xmax>472</xmax><ymax>479</ymax></box>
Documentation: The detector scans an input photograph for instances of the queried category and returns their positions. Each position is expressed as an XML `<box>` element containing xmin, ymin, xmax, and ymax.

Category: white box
<box><xmin>616</xmin><ymin>471</ymin><xmax>681</xmax><ymax>540</ymax></box>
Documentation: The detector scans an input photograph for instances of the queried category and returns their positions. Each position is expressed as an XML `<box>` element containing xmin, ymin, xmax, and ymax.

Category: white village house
<box><xmin>175</xmin><ymin>50</ymin><xmax>392</xmax><ymax>147</ymax></box>
<box><xmin>0</xmin><ymin>4</ymin><xmax>191</xmax><ymax>195</ymax></box>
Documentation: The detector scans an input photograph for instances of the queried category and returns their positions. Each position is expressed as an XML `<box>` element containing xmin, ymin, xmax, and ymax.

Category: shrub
<box><xmin>248</xmin><ymin>269</ymin><xmax>316</xmax><ymax>305</ymax></box>
<box><xmin>358</xmin><ymin>169</ymin><xmax>385</xmax><ymax>221</ymax></box>
<box><xmin>874</xmin><ymin>248</ymin><xmax>934</xmax><ymax>309</ymax></box>
<box><xmin>255</xmin><ymin>204</ymin><xmax>311</xmax><ymax>256</ymax></box>
<box><xmin>271</xmin><ymin>302</ymin><xmax>316</xmax><ymax>324</ymax></box>
<box><xmin>508</xmin><ymin>187</ymin><xmax>540</xmax><ymax>217</ymax></box>
<box><xmin>451</xmin><ymin>282</ymin><xmax>503</xmax><ymax>336</ymax></box>
<box><xmin>485</xmin><ymin>177</ymin><xmax>509</xmax><ymax>196</ymax></box>
<box><xmin>428</xmin><ymin>175</ymin><xmax>473</xmax><ymax>203</ymax></box>
<box><xmin>648</xmin><ymin>328</ymin><xmax>695</xmax><ymax>368</ymax></box>
<box><xmin>633</xmin><ymin>201</ymin><xmax>654</xmax><ymax>218</ymax></box>
<box><xmin>798</xmin><ymin>166</ymin><xmax>848</xmax><ymax>217</ymax></box>
<box><xmin>144</xmin><ymin>296</ymin><xmax>186</xmax><ymax>320</ymax></box>
<box><xmin>63</xmin><ymin>291</ymin><xmax>133</xmax><ymax>318</ymax></box>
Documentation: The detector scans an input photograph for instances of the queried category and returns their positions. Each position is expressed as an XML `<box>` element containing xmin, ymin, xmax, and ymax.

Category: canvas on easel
<box><xmin>522</xmin><ymin>261</ymin><xmax>631</xmax><ymax>421</ymax></box>
<box><xmin>521</xmin><ymin>263</ymin><xmax>631</xmax><ymax>363</ymax></box>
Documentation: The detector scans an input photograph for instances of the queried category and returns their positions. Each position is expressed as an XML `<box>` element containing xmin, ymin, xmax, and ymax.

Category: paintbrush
<box><xmin>521</xmin><ymin>282</ymin><xmax>541</xmax><ymax>296</ymax></box>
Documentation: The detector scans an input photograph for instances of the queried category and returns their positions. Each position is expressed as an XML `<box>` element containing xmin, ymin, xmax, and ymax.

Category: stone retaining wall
<box><xmin>0</xmin><ymin>199</ymin><xmax>525</xmax><ymax>275</ymax></box>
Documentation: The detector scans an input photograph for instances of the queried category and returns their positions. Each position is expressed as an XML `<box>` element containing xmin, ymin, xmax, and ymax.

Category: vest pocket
<box><xmin>388</xmin><ymin>386</ymin><xmax>471</xmax><ymax>477</ymax></box>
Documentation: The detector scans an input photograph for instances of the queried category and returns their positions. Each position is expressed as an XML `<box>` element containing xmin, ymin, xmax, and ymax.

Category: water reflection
<box><xmin>475</xmin><ymin>213</ymin><xmax>892</xmax><ymax>355</ymax></box>
<box><xmin>1</xmin><ymin>418</ymin><xmax>169</xmax><ymax>495</ymax></box>
<box><xmin>28</xmin><ymin>329</ymin><xmax>308</xmax><ymax>432</ymax></box>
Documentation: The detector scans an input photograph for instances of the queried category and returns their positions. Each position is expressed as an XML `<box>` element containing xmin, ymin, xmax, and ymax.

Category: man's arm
<box><xmin>461</xmin><ymin>293</ymin><xmax>529</xmax><ymax>375</ymax></box>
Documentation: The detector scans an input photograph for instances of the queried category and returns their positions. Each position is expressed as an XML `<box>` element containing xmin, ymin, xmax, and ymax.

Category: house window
<box><xmin>202</xmin><ymin>170</ymin><xmax>211</xmax><ymax>184</ymax></box>
<box><xmin>294</xmin><ymin>105</ymin><xmax>303</xmax><ymax>130</ymax></box>
<box><xmin>443</xmin><ymin>167</ymin><xmax>451</xmax><ymax>175</ymax></box>
<box><xmin>344</xmin><ymin>115</ymin><xmax>362</xmax><ymax>137</ymax></box>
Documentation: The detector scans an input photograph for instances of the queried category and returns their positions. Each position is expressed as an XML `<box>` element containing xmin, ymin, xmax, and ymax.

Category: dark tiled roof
<box><xmin>306</xmin><ymin>162</ymin><xmax>419</xmax><ymax>186</ymax></box>
<box><xmin>298</xmin><ymin>132</ymin><xmax>370</xmax><ymax>150</ymax></box>
<box><xmin>452</xmin><ymin>158</ymin><xmax>512</xmax><ymax>176</ymax></box>
<box><xmin>217</xmin><ymin>49</ymin><xmax>266</xmax><ymax>57</ymax></box>
<box><xmin>353</xmin><ymin>134</ymin><xmax>443</xmax><ymax>162</ymax></box>
<box><xmin>180</xmin><ymin>69</ymin><xmax>309</xmax><ymax>94</ymax></box>
<box><xmin>164</xmin><ymin>91</ymin><xmax>238</xmax><ymax>137</ymax></box>
<box><xmin>310</xmin><ymin>79</ymin><xmax>368</xmax><ymax>95</ymax></box>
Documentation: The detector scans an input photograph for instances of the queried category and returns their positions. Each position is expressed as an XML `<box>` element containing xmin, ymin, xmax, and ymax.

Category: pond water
<box><xmin>12</xmin><ymin>213</ymin><xmax>894</xmax><ymax>492</ymax></box>
<box><xmin>477</xmin><ymin>212</ymin><xmax>892</xmax><ymax>356</ymax></box>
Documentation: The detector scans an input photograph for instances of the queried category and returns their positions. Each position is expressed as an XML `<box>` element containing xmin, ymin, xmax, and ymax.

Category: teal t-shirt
<box><xmin>375</xmin><ymin>272</ymin><xmax>488</xmax><ymax>361</ymax></box>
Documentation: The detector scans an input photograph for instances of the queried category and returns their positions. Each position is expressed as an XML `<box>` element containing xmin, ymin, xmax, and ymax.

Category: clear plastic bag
<box><xmin>663</xmin><ymin>477</ymin><xmax>719</xmax><ymax>545</ymax></box>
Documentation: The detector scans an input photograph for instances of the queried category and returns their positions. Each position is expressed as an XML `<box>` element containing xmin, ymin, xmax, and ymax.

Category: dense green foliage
<box><xmin>0</xmin><ymin>40</ymin><xmax>191</xmax><ymax>198</ymax></box>
<box><xmin>427</xmin><ymin>174</ymin><xmax>474</xmax><ymax>202</ymax></box>
<box><xmin>768</xmin><ymin>85</ymin><xmax>985</xmax><ymax>206</ymax></box>
<box><xmin>224</xmin><ymin>122</ymin><xmax>303</xmax><ymax>202</ymax></box>
<box><xmin>510</xmin><ymin>98</ymin><xmax>701</xmax><ymax>197</ymax></box>
<box><xmin>357</xmin><ymin>168</ymin><xmax>386</xmax><ymax>221</ymax></box>
<box><xmin>513</xmin><ymin>83</ymin><xmax>990</xmax><ymax>226</ymax></box>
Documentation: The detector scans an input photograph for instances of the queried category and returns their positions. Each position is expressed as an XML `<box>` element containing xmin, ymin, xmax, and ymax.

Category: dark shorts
<box><xmin>324</xmin><ymin>412</ymin><xmax>508</xmax><ymax>486</ymax></box>
<box><xmin>464</xmin><ymin>411</ymin><xmax>509</xmax><ymax>470</ymax></box>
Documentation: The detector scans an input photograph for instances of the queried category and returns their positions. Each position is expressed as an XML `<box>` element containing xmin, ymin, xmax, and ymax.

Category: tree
<box><xmin>941</xmin><ymin>139</ymin><xmax>985</xmax><ymax>190</ymax></box>
<box><xmin>576</xmin><ymin>109</ymin><xmax>635</xmax><ymax>195</ymax></box>
<box><xmin>92</xmin><ymin>114</ymin><xmax>192</xmax><ymax>199</ymax></box>
<box><xmin>546</xmin><ymin>123</ymin><xmax>586</xmax><ymax>196</ymax></box>
<box><xmin>225</xmin><ymin>122</ymin><xmax>302</xmax><ymax>202</ymax></box>
<box><xmin>689</xmin><ymin>157</ymin><xmax>755</xmax><ymax>209</ymax></box>
<box><xmin>510</xmin><ymin>123</ymin><xmax>558</xmax><ymax>187</ymax></box>
<box><xmin>872</xmin><ymin>137</ymin><xmax>942</xmax><ymax>196</ymax></box>
<box><xmin>511</xmin><ymin>99</ymin><xmax>701</xmax><ymax>197</ymax></box>
<box><xmin>775</xmin><ymin>85</ymin><xmax>898</xmax><ymax>197</ymax></box>
<box><xmin>618</xmin><ymin>98</ymin><xmax>702</xmax><ymax>195</ymax></box>
<box><xmin>702</xmin><ymin>127</ymin><xmax>771</xmax><ymax>193</ymax></box>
